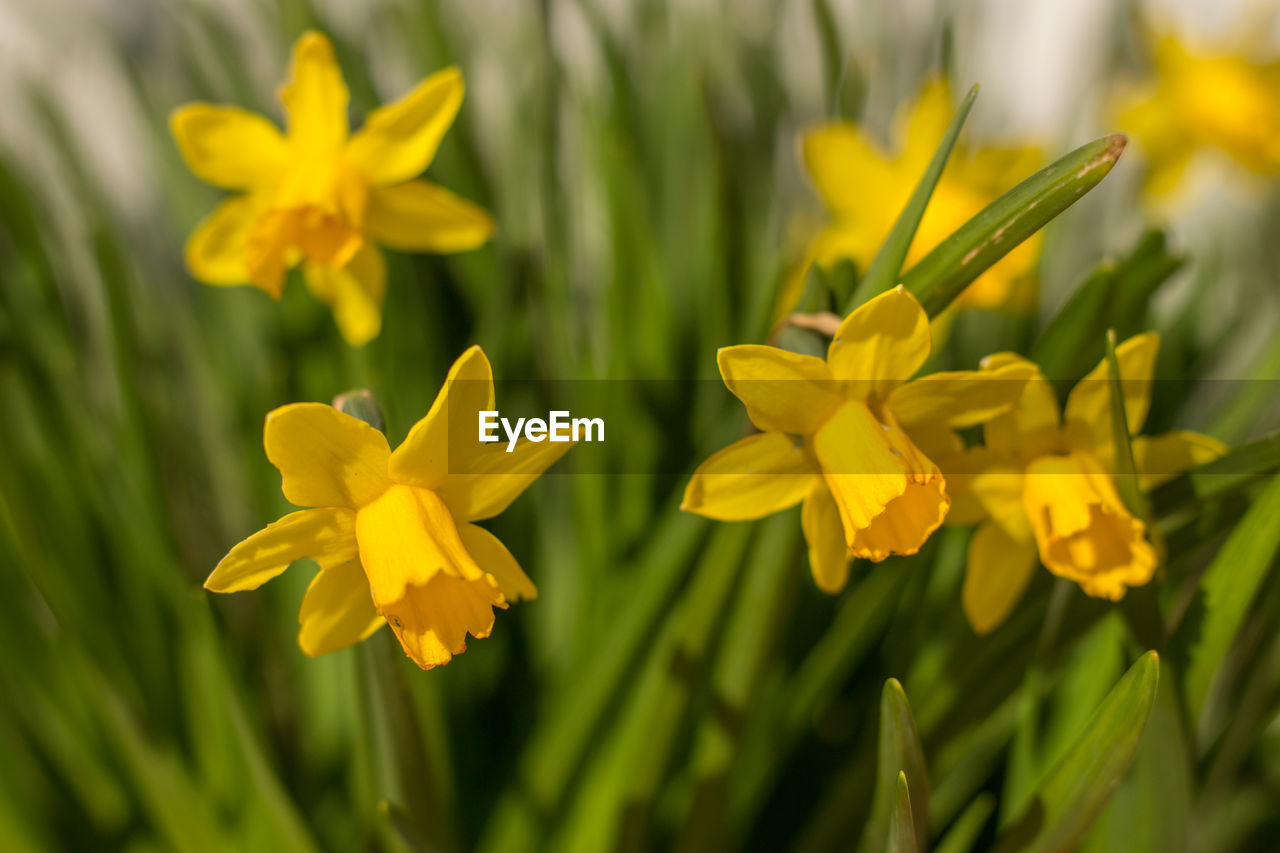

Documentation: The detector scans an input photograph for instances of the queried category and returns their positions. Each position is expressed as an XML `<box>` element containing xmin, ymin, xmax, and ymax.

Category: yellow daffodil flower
<box><xmin>683</xmin><ymin>286</ymin><xmax>1031</xmax><ymax>593</ymax></box>
<box><xmin>943</xmin><ymin>334</ymin><xmax>1226</xmax><ymax>634</ymax></box>
<box><xmin>797</xmin><ymin>80</ymin><xmax>1043</xmax><ymax>312</ymax></box>
<box><xmin>204</xmin><ymin>346</ymin><xmax>569</xmax><ymax>670</ymax></box>
<box><xmin>1117</xmin><ymin>36</ymin><xmax>1280</xmax><ymax>199</ymax></box>
<box><xmin>171</xmin><ymin>31</ymin><xmax>494</xmax><ymax>346</ymax></box>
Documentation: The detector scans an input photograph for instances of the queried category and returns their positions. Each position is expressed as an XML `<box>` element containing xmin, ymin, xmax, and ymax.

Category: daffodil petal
<box><xmin>888</xmin><ymin>361</ymin><xmax>1034</xmax><ymax>430</ymax></box>
<box><xmin>938</xmin><ymin>446</ymin><xmax>1026</xmax><ymax>534</ymax></box>
<box><xmin>389</xmin><ymin>346</ymin><xmax>495</xmax><ymax>490</ymax></box>
<box><xmin>366</xmin><ymin>180</ymin><xmax>494</xmax><ymax>252</ymax></box>
<box><xmin>898</xmin><ymin>79</ymin><xmax>953</xmax><ymax>171</ymax></box>
<box><xmin>458</xmin><ymin>523</ymin><xmax>537</xmax><ymax>601</ymax></box>
<box><xmin>436</xmin><ymin>434</ymin><xmax>573</xmax><ymax>523</ymax></box>
<box><xmin>297</xmin><ymin>560</ymin><xmax>384</xmax><ymax>657</ymax></box>
<box><xmin>1132</xmin><ymin>430</ymin><xmax>1226</xmax><ymax>489</ymax></box>
<box><xmin>346</xmin><ymin>67</ymin><xmax>464</xmax><ymax>187</ymax></box>
<box><xmin>381</xmin><ymin>571</ymin><xmax>504</xmax><ymax>670</ymax></box>
<box><xmin>206</xmin><ymin>507</ymin><xmax>357</xmax><ymax>593</ymax></box>
<box><xmin>280</xmin><ymin>31</ymin><xmax>349</xmax><ymax>155</ymax></box>
<box><xmin>356</xmin><ymin>484</ymin><xmax>484</xmax><ymax>607</ymax></box>
<box><xmin>827</xmin><ymin>286</ymin><xmax>931</xmax><ymax>398</ymax></box>
<box><xmin>814</xmin><ymin>401</ymin><xmax>948</xmax><ymax>560</ymax></box>
<box><xmin>801</xmin><ymin>480</ymin><xmax>851</xmax><ymax>594</ymax></box>
<box><xmin>170</xmin><ymin>104</ymin><xmax>288</xmax><ymax>190</ymax></box>
<box><xmin>801</xmin><ymin>123</ymin><xmax>898</xmax><ymax>220</ymax></box>
<box><xmin>716</xmin><ymin>345</ymin><xmax>841</xmax><ymax>435</ymax></box>
<box><xmin>962</xmin><ymin>521</ymin><xmax>1038</xmax><ymax>635</ymax></box>
<box><xmin>903</xmin><ymin>423</ymin><xmax>964</xmax><ymax>465</ymax></box>
<box><xmin>303</xmin><ymin>246</ymin><xmax>386</xmax><ymax>347</ymax></box>
<box><xmin>1064</xmin><ymin>332</ymin><xmax>1160</xmax><ymax>452</ymax></box>
<box><xmin>185</xmin><ymin>196</ymin><xmax>258</xmax><ymax>286</ymax></box>
<box><xmin>682</xmin><ymin>432</ymin><xmax>818</xmax><ymax>521</ymax></box>
<box><xmin>264</xmin><ymin>403</ymin><xmax>392</xmax><ymax>508</ymax></box>
<box><xmin>981</xmin><ymin>353</ymin><xmax>1061</xmax><ymax>458</ymax></box>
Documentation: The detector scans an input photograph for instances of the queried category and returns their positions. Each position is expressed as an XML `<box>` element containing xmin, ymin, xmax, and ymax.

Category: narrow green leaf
<box><xmin>993</xmin><ymin>651</ymin><xmax>1159</xmax><ymax>853</ymax></box>
<box><xmin>889</xmin><ymin>772</ymin><xmax>920</xmax><ymax>853</ymax></box>
<box><xmin>863</xmin><ymin>679</ymin><xmax>930</xmax><ymax>853</ymax></box>
<box><xmin>903</xmin><ymin>135</ymin><xmax>1127</xmax><ymax>317</ymax></box>
<box><xmin>1033</xmin><ymin>230</ymin><xmax>1181</xmax><ymax>383</ymax></box>
<box><xmin>1079</xmin><ymin>674</ymin><xmax>1191</xmax><ymax>853</ymax></box>
<box><xmin>1102</xmin><ymin>331</ymin><xmax>1166</xmax><ymax>648</ymax></box>
<box><xmin>935</xmin><ymin>794</ymin><xmax>995</xmax><ymax>853</ymax></box>
<box><xmin>851</xmin><ymin>85</ymin><xmax>979</xmax><ymax>307</ymax></box>
<box><xmin>1178</xmin><ymin>472</ymin><xmax>1280</xmax><ymax>722</ymax></box>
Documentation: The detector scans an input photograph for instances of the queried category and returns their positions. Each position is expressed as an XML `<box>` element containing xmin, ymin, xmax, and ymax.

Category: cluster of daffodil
<box><xmin>683</xmin><ymin>290</ymin><xmax>1225</xmax><ymax>636</ymax></box>
<box><xmin>187</xmin><ymin>29</ymin><xmax>1258</xmax><ymax>668</ymax></box>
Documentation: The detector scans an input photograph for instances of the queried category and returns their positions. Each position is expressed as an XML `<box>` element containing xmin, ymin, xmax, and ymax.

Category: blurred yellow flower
<box><xmin>797</xmin><ymin>80</ymin><xmax>1043</xmax><ymax>312</ymax></box>
<box><xmin>171</xmin><ymin>31</ymin><xmax>494</xmax><ymax>346</ymax></box>
<box><xmin>1117</xmin><ymin>36</ymin><xmax>1280</xmax><ymax>198</ymax></box>
<box><xmin>204</xmin><ymin>346</ymin><xmax>568</xmax><ymax>670</ymax></box>
<box><xmin>943</xmin><ymin>336</ymin><xmax>1226</xmax><ymax>634</ymax></box>
<box><xmin>683</xmin><ymin>286</ymin><xmax>1030</xmax><ymax>592</ymax></box>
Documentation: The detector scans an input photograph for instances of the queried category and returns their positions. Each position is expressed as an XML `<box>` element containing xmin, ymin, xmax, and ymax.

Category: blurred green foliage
<box><xmin>2</xmin><ymin>1</ymin><xmax>1280</xmax><ymax>851</ymax></box>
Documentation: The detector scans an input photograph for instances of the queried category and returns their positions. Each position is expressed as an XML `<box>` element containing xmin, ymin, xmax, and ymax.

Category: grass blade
<box><xmin>934</xmin><ymin>794</ymin><xmax>995</xmax><ymax>853</ymax></box>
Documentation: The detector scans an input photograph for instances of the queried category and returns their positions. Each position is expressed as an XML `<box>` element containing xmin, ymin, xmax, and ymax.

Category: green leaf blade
<box><xmin>1178</xmin><ymin>472</ymin><xmax>1280</xmax><ymax>723</ymax></box>
<box><xmin>904</xmin><ymin>134</ymin><xmax>1127</xmax><ymax>317</ymax></box>
<box><xmin>993</xmin><ymin>651</ymin><xmax>1160</xmax><ymax>853</ymax></box>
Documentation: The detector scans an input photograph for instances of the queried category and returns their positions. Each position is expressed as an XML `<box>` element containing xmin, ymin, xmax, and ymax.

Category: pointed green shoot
<box><xmin>889</xmin><ymin>772</ymin><xmax>920</xmax><ymax>853</ymax></box>
<box><xmin>863</xmin><ymin>678</ymin><xmax>930</xmax><ymax>853</ymax></box>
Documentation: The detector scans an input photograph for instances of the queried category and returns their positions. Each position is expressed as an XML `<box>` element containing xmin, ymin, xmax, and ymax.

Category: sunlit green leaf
<box><xmin>903</xmin><ymin>135</ymin><xmax>1126</xmax><ymax>317</ymax></box>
